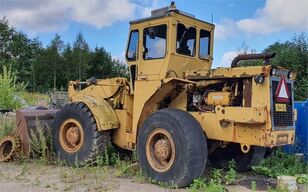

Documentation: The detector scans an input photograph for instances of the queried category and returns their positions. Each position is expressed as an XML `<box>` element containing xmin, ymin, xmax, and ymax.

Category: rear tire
<box><xmin>209</xmin><ymin>143</ymin><xmax>266</xmax><ymax>171</ymax></box>
<box><xmin>137</xmin><ymin>108</ymin><xmax>208</xmax><ymax>187</ymax></box>
<box><xmin>53</xmin><ymin>102</ymin><xmax>110</xmax><ymax>166</ymax></box>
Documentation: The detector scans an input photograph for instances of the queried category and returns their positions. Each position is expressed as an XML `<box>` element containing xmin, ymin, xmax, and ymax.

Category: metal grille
<box><xmin>271</xmin><ymin>80</ymin><xmax>293</xmax><ymax>127</ymax></box>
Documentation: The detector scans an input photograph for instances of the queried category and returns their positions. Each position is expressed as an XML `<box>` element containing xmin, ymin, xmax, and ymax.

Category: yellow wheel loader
<box><xmin>49</xmin><ymin>2</ymin><xmax>296</xmax><ymax>187</ymax></box>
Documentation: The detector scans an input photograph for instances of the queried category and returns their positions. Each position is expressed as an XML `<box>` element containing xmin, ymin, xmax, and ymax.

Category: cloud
<box><xmin>0</xmin><ymin>0</ymin><xmax>69</xmax><ymax>33</ymax></box>
<box><xmin>220</xmin><ymin>51</ymin><xmax>240</xmax><ymax>67</ymax></box>
<box><xmin>215</xmin><ymin>0</ymin><xmax>308</xmax><ymax>39</ymax></box>
<box><xmin>0</xmin><ymin>0</ymin><xmax>158</xmax><ymax>33</ymax></box>
<box><xmin>214</xmin><ymin>19</ymin><xmax>237</xmax><ymax>40</ymax></box>
<box><xmin>69</xmin><ymin>0</ymin><xmax>136</xmax><ymax>28</ymax></box>
<box><xmin>236</xmin><ymin>0</ymin><xmax>308</xmax><ymax>34</ymax></box>
<box><xmin>112</xmin><ymin>51</ymin><xmax>126</xmax><ymax>63</ymax></box>
<box><xmin>137</xmin><ymin>0</ymin><xmax>161</xmax><ymax>18</ymax></box>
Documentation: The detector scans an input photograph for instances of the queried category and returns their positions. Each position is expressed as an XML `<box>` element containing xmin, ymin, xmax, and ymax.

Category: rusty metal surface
<box><xmin>15</xmin><ymin>109</ymin><xmax>58</xmax><ymax>157</ymax></box>
<box><xmin>0</xmin><ymin>135</ymin><xmax>17</xmax><ymax>162</ymax></box>
<box><xmin>243</xmin><ymin>79</ymin><xmax>252</xmax><ymax>107</ymax></box>
<box><xmin>186</xmin><ymin>65</ymin><xmax>272</xmax><ymax>80</ymax></box>
<box><xmin>231</xmin><ymin>52</ymin><xmax>276</xmax><ymax>67</ymax></box>
<box><xmin>146</xmin><ymin>128</ymin><xmax>176</xmax><ymax>172</ymax></box>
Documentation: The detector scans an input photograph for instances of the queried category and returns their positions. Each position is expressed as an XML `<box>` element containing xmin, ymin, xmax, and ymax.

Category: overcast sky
<box><xmin>0</xmin><ymin>0</ymin><xmax>307</xmax><ymax>68</ymax></box>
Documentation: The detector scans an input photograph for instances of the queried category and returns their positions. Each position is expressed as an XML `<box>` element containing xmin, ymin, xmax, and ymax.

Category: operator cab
<box><xmin>125</xmin><ymin>2</ymin><xmax>215</xmax><ymax>86</ymax></box>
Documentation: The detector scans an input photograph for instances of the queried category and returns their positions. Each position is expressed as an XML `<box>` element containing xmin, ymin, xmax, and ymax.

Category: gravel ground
<box><xmin>0</xmin><ymin>162</ymin><xmax>277</xmax><ymax>192</ymax></box>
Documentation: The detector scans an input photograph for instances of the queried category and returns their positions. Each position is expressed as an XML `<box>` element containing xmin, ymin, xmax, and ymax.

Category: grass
<box><xmin>22</xmin><ymin>92</ymin><xmax>49</xmax><ymax>107</ymax></box>
<box><xmin>267</xmin><ymin>186</ymin><xmax>289</xmax><ymax>192</ymax></box>
<box><xmin>0</xmin><ymin>115</ymin><xmax>15</xmax><ymax>140</ymax></box>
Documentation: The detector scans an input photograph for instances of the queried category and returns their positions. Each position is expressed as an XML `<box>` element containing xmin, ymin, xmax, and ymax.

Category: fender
<box><xmin>137</xmin><ymin>78</ymin><xmax>195</xmax><ymax>128</ymax></box>
<box><xmin>72</xmin><ymin>96</ymin><xmax>119</xmax><ymax>131</ymax></box>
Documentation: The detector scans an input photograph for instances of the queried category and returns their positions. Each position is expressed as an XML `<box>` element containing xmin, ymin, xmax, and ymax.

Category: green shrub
<box><xmin>252</xmin><ymin>150</ymin><xmax>307</xmax><ymax>177</ymax></box>
<box><xmin>251</xmin><ymin>180</ymin><xmax>257</xmax><ymax>192</ymax></box>
<box><xmin>210</xmin><ymin>169</ymin><xmax>223</xmax><ymax>184</ymax></box>
<box><xmin>188</xmin><ymin>178</ymin><xmax>226</xmax><ymax>192</ymax></box>
<box><xmin>0</xmin><ymin>66</ymin><xmax>26</xmax><ymax>110</ymax></box>
<box><xmin>0</xmin><ymin>115</ymin><xmax>15</xmax><ymax>139</ymax></box>
<box><xmin>224</xmin><ymin>160</ymin><xmax>237</xmax><ymax>185</ymax></box>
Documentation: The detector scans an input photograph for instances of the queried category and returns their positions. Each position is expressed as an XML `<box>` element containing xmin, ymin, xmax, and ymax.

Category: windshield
<box><xmin>143</xmin><ymin>25</ymin><xmax>167</xmax><ymax>60</ymax></box>
<box><xmin>176</xmin><ymin>23</ymin><xmax>196</xmax><ymax>57</ymax></box>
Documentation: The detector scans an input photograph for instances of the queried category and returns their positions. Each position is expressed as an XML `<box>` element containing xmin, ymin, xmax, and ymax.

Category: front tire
<box><xmin>53</xmin><ymin>102</ymin><xmax>110</xmax><ymax>166</ymax></box>
<box><xmin>137</xmin><ymin>108</ymin><xmax>208</xmax><ymax>187</ymax></box>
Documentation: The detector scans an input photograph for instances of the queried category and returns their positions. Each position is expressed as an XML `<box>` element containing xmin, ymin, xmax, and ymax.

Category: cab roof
<box><xmin>129</xmin><ymin>5</ymin><xmax>215</xmax><ymax>27</ymax></box>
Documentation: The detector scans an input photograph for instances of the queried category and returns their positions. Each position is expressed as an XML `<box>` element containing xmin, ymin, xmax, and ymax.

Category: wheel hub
<box><xmin>59</xmin><ymin>119</ymin><xmax>84</xmax><ymax>153</ymax></box>
<box><xmin>66</xmin><ymin>126</ymin><xmax>80</xmax><ymax>146</ymax></box>
<box><xmin>146</xmin><ymin>128</ymin><xmax>176</xmax><ymax>172</ymax></box>
<box><xmin>154</xmin><ymin>138</ymin><xmax>171</xmax><ymax>161</ymax></box>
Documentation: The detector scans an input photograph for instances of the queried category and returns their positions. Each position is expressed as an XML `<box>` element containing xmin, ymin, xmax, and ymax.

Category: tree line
<box><xmin>0</xmin><ymin>18</ymin><xmax>128</xmax><ymax>93</ymax></box>
<box><xmin>0</xmin><ymin>17</ymin><xmax>307</xmax><ymax>100</ymax></box>
<box><xmin>238</xmin><ymin>33</ymin><xmax>308</xmax><ymax>101</ymax></box>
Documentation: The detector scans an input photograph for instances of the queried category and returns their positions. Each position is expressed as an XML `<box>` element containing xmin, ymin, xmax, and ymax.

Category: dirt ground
<box><xmin>0</xmin><ymin>161</ymin><xmax>280</xmax><ymax>192</ymax></box>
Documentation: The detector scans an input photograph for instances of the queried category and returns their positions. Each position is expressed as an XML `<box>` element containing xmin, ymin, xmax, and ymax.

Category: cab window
<box><xmin>143</xmin><ymin>25</ymin><xmax>167</xmax><ymax>60</ymax></box>
<box><xmin>176</xmin><ymin>23</ymin><xmax>196</xmax><ymax>57</ymax></box>
<box><xmin>126</xmin><ymin>30</ymin><xmax>139</xmax><ymax>61</ymax></box>
<box><xmin>199</xmin><ymin>29</ymin><xmax>211</xmax><ymax>59</ymax></box>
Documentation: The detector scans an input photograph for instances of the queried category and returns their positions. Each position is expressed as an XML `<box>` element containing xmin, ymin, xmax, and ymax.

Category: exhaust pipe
<box><xmin>231</xmin><ymin>52</ymin><xmax>276</xmax><ymax>67</ymax></box>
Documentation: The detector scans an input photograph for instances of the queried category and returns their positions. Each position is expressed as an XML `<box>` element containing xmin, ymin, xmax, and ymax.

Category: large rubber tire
<box><xmin>209</xmin><ymin>143</ymin><xmax>266</xmax><ymax>172</ymax></box>
<box><xmin>137</xmin><ymin>108</ymin><xmax>208</xmax><ymax>187</ymax></box>
<box><xmin>53</xmin><ymin>102</ymin><xmax>110</xmax><ymax>166</ymax></box>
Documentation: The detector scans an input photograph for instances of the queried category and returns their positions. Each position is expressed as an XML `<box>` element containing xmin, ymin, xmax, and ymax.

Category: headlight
<box><xmin>270</xmin><ymin>68</ymin><xmax>277</xmax><ymax>76</ymax></box>
<box><xmin>288</xmin><ymin>71</ymin><xmax>294</xmax><ymax>79</ymax></box>
<box><xmin>254</xmin><ymin>75</ymin><xmax>265</xmax><ymax>84</ymax></box>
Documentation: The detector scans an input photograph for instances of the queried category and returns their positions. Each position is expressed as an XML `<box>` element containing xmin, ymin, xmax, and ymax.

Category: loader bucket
<box><xmin>15</xmin><ymin>109</ymin><xmax>58</xmax><ymax>157</ymax></box>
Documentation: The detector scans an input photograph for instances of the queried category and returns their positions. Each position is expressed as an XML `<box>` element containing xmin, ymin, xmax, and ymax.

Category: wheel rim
<box><xmin>146</xmin><ymin>128</ymin><xmax>176</xmax><ymax>172</ymax></box>
<box><xmin>59</xmin><ymin>119</ymin><xmax>84</xmax><ymax>153</ymax></box>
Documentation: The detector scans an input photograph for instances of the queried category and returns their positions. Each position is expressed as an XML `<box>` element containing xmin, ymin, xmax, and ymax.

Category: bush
<box><xmin>0</xmin><ymin>66</ymin><xmax>26</xmax><ymax>110</ymax></box>
<box><xmin>252</xmin><ymin>150</ymin><xmax>307</xmax><ymax>177</ymax></box>
<box><xmin>224</xmin><ymin>160</ymin><xmax>237</xmax><ymax>185</ymax></box>
<box><xmin>0</xmin><ymin>115</ymin><xmax>15</xmax><ymax>139</ymax></box>
<box><xmin>188</xmin><ymin>178</ymin><xmax>226</xmax><ymax>192</ymax></box>
<box><xmin>188</xmin><ymin>160</ymin><xmax>238</xmax><ymax>192</ymax></box>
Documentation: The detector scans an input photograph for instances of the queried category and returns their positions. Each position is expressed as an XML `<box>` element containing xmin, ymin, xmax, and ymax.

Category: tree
<box><xmin>88</xmin><ymin>47</ymin><xmax>113</xmax><ymax>78</ymax></box>
<box><xmin>49</xmin><ymin>34</ymin><xmax>64</xmax><ymax>90</ymax></box>
<box><xmin>1</xmin><ymin>17</ymin><xmax>129</xmax><ymax>93</ymax></box>
<box><xmin>87</xmin><ymin>47</ymin><xmax>128</xmax><ymax>79</ymax></box>
<box><xmin>0</xmin><ymin>17</ymin><xmax>42</xmax><ymax>91</ymax></box>
<box><xmin>111</xmin><ymin>59</ymin><xmax>129</xmax><ymax>78</ymax></box>
<box><xmin>63</xmin><ymin>43</ymin><xmax>74</xmax><ymax>83</ymax></box>
<box><xmin>33</xmin><ymin>34</ymin><xmax>64</xmax><ymax>92</ymax></box>
<box><xmin>240</xmin><ymin>33</ymin><xmax>308</xmax><ymax>100</ymax></box>
<box><xmin>72</xmin><ymin>32</ymin><xmax>90</xmax><ymax>81</ymax></box>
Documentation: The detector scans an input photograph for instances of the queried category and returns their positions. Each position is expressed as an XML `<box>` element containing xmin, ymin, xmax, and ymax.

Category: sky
<box><xmin>0</xmin><ymin>0</ymin><xmax>307</xmax><ymax>68</ymax></box>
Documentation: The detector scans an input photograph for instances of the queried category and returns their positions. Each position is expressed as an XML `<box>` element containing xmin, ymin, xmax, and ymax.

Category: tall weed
<box><xmin>0</xmin><ymin>115</ymin><xmax>15</xmax><ymax>139</ymax></box>
<box><xmin>0</xmin><ymin>65</ymin><xmax>26</xmax><ymax>110</ymax></box>
<box><xmin>29</xmin><ymin>119</ymin><xmax>53</xmax><ymax>162</ymax></box>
